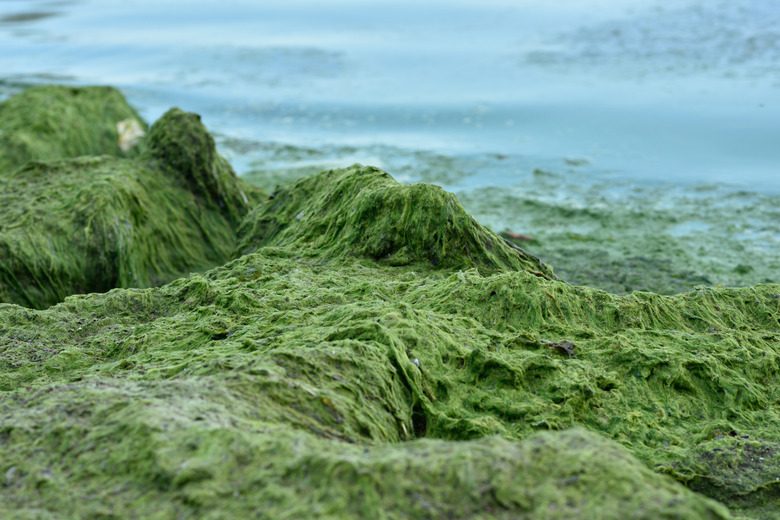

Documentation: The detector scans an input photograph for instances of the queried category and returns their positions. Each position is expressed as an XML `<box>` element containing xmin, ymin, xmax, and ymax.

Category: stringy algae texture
<box><xmin>1</xmin><ymin>86</ymin><xmax>779</xmax><ymax>519</ymax></box>
<box><xmin>0</xmin><ymin>85</ymin><xmax>146</xmax><ymax>171</ymax></box>
<box><xmin>0</xmin><ymin>86</ymin><xmax>265</xmax><ymax>309</ymax></box>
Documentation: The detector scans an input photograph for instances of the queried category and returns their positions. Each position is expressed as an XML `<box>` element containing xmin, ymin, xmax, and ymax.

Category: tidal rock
<box><xmin>235</xmin><ymin>164</ymin><xmax>555</xmax><ymax>277</ymax></box>
<box><xmin>0</xmin><ymin>85</ymin><xmax>146</xmax><ymax>172</ymax></box>
<box><xmin>0</xmin><ymin>89</ymin><xmax>264</xmax><ymax>309</ymax></box>
<box><xmin>0</xmin><ymin>86</ymin><xmax>777</xmax><ymax>520</ymax></box>
<box><xmin>0</xmin><ymin>248</ymin><xmax>745</xmax><ymax>519</ymax></box>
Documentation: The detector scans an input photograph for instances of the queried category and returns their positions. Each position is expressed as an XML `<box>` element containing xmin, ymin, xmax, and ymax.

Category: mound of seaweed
<box><xmin>1</xmin><ymin>219</ymin><xmax>778</xmax><ymax>517</ymax></box>
<box><xmin>1</xmin><ymin>87</ymin><xmax>779</xmax><ymax>519</ymax></box>
<box><xmin>235</xmin><ymin>164</ymin><xmax>556</xmax><ymax>278</ymax></box>
<box><xmin>0</xmin><ymin>85</ymin><xmax>146</xmax><ymax>172</ymax></box>
<box><xmin>0</xmin><ymin>251</ymin><xmax>740</xmax><ymax>519</ymax></box>
<box><xmin>0</xmin><ymin>94</ymin><xmax>264</xmax><ymax>309</ymax></box>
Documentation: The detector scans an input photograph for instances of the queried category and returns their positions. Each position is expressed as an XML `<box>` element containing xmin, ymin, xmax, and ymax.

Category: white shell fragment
<box><xmin>117</xmin><ymin>118</ymin><xmax>146</xmax><ymax>152</ymax></box>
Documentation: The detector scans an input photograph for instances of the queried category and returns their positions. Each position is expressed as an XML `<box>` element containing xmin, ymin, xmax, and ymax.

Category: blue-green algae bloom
<box><xmin>1</xmin><ymin>87</ymin><xmax>779</xmax><ymax>520</ymax></box>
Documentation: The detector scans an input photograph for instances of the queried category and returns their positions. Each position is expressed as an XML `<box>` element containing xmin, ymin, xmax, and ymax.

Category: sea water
<box><xmin>1</xmin><ymin>0</ymin><xmax>778</xmax><ymax>292</ymax></box>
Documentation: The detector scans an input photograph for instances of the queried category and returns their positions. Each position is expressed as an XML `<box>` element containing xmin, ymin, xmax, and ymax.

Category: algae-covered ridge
<box><xmin>0</xmin><ymin>85</ymin><xmax>147</xmax><ymax>172</ymax></box>
<box><xmin>0</xmin><ymin>86</ymin><xmax>265</xmax><ymax>309</ymax></box>
<box><xmin>1</xmin><ymin>86</ymin><xmax>779</xmax><ymax>519</ymax></box>
<box><xmin>235</xmin><ymin>164</ymin><xmax>556</xmax><ymax>278</ymax></box>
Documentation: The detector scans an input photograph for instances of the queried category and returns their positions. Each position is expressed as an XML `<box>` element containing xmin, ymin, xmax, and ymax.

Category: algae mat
<box><xmin>0</xmin><ymin>251</ymin><xmax>736</xmax><ymax>519</ymax></box>
<box><xmin>0</xmin><ymin>85</ymin><xmax>146</xmax><ymax>172</ymax></box>
<box><xmin>2</xmin><ymin>163</ymin><xmax>779</xmax><ymax>518</ymax></box>
<box><xmin>238</xmin><ymin>139</ymin><xmax>780</xmax><ymax>297</ymax></box>
<box><xmin>0</xmin><ymin>86</ymin><xmax>264</xmax><ymax>309</ymax></box>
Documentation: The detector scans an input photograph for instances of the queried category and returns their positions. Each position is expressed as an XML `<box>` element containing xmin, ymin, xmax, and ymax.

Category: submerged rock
<box><xmin>0</xmin><ymin>90</ymin><xmax>264</xmax><ymax>309</ymax></box>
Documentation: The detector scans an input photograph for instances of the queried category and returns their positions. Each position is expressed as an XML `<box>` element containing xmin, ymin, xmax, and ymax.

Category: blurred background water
<box><xmin>1</xmin><ymin>0</ymin><xmax>778</xmax><ymax>293</ymax></box>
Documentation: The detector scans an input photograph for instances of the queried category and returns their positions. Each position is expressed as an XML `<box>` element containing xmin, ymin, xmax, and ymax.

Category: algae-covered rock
<box><xmin>0</xmin><ymin>85</ymin><xmax>147</xmax><ymax>172</ymax></box>
<box><xmin>147</xmin><ymin>108</ymin><xmax>252</xmax><ymax>227</ymax></box>
<box><xmin>235</xmin><ymin>164</ymin><xmax>556</xmax><ymax>277</ymax></box>
<box><xmin>0</xmin><ymin>87</ymin><xmax>777</xmax><ymax>518</ymax></box>
<box><xmin>0</xmin><ymin>373</ymin><xmax>730</xmax><ymax>520</ymax></box>
<box><xmin>0</xmin><ymin>97</ymin><xmax>264</xmax><ymax>309</ymax></box>
<box><xmin>0</xmin><ymin>252</ymin><xmax>739</xmax><ymax>519</ymax></box>
<box><xmin>2</xmin><ymin>238</ymin><xmax>778</xmax><ymax>517</ymax></box>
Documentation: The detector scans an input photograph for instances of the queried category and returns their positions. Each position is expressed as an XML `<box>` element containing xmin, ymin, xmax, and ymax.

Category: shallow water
<box><xmin>1</xmin><ymin>0</ymin><xmax>778</xmax><ymax>292</ymax></box>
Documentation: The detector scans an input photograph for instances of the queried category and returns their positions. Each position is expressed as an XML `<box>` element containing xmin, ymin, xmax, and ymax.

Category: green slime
<box><xmin>0</xmin><ymin>85</ymin><xmax>146</xmax><ymax>171</ymax></box>
<box><xmin>0</xmin><ymin>86</ymin><xmax>264</xmax><ymax>309</ymax></box>
<box><xmin>236</xmin><ymin>141</ymin><xmax>779</xmax><ymax>296</ymax></box>
<box><xmin>1</xmin><ymin>87</ymin><xmax>779</xmax><ymax>519</ymax></box>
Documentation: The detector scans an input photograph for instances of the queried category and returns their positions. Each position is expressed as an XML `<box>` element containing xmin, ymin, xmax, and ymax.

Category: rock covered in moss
<box><xmin>0</xmin><ymin>250</ymin><xmax>743</xmax><ymax>519</ymax></box>
<box><xmin>0</xmin><ymin>95</ymin><xmax>264</xmax><ymax>309</ymax></box>
<box><xmin>0</xmin><ymin>87</ymin><xmax>776</xmax><ymax>518</ymax></box>
<box><xmin>235</xmin><ymin>164</ymin><xmax>556</xmax><ymax>277</ymax></box>
<box><xmin>0</xmin><ymin>85</ymin><xmax>147</xmax><ymax>173</ymax></box>
<box><xmin>147</xmin><ymin>108</ymin><xmax>251</xmax><ymax>227</ymax></box>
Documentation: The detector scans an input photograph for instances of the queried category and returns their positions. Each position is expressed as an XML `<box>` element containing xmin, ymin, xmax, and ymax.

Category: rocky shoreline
<box><xmin>1</xmin><ymin>86</ymin><xmax>778</xmax><ymax>519</ymax></box>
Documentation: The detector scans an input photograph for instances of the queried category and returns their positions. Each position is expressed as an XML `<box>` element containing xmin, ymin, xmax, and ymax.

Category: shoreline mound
<box><xmin>0</xmin><ymin>88</ymin><xmax>264</xmax><ymax>309</ymax></box>
<box><xmin>1</xmin><ymin>85</ymin><xmax>778</xmax><ymax>519</ymax></box>
<box><xmin>0</xmin><ymin>238</ymin><xmax>777</xmax><ymax>519</ymax></box>
<box><xmin>0</xmin><ymin>251</ymin><xmax>745</xmax><ymax>520</ymax></box>
<box><xmin>235</xmin><ymin>164</ymin><xmax>556</xmax><ymax>278</ymax></box>
<box><xmin>0</xmin><ymin>85</ymin><xmax>147</xmax><ymax>172</ymax></box>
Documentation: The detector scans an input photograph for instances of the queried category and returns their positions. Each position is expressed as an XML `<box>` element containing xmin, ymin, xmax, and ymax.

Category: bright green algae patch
<box><xmin>236</xmin><ymin>142</ymin><xmax>779</xmax><ymax>295</ymax></box>
<box><xmin>0</xmin><ymin>85</ymin><xmax>146</xmax><ymax>172</ymax></box>
<box><xmin>2</xmin><ymin>163</ymin><xmax>780</xmax><ymax>517</ymax></box>
<box><xmin>0</xmin><ymin>251</ymin><xmax>746</xmax><ymax>519</ymax></box>
<box><xmin>235</xmin><ymin>164</ymin><xmax>556</xmax><ymax>278</ymax></box>
<box><xmin>0</xmin><ymin>97</ymin><xmax>264</xmax><ymax>309</ymax></box>
<box><xmin>238</xmin><ymin>141</ymin><xmax>780</xmax><ymax>296</ymax></box>
<box><xmin>0</xmin><ymin>90</ymin><xmax>775</xmax><ymax>517</ymax></box>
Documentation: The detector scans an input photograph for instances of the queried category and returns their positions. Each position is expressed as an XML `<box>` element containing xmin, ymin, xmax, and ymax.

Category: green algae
<box><xmin>0</xmin><ymin>85</ymin><xmax>147</xmax><ymax>173</ymax></box>
<box><xmin>0</xmin><ymin>87</ymin><xmax>778</xmax><ymax>517</ymax></box>
<box><xmin>0</xmin><ymin>250</ymin><xmax>741</xmax><ymax>519</ymax></box>
<box><xmin>234</xmin><ymin>141</ymin><xmax>778</xmax><ymax>295</ymax></box>
<box><xmin>147</xmin><ymin>109</ymin><xmax>254</xmax><ymax>228</ymax></box>
<box><xmin>1</xmin><ymin>161</ymin><xmax>779</xmax><ymax>516</ymax></box>
<box><xmin>457</xmin><ymin>171</ymin><xmax>780</xmax><ymax>295</ymax></box>
<box><xmin>0</xmin><ymin>95</ymin><xmax>264</xmax><ymax>309</ymax></box>
<box><xmin>235</xmin><ymin>164</ymin><xmax>555</xmax><ymax>278</ymax></box>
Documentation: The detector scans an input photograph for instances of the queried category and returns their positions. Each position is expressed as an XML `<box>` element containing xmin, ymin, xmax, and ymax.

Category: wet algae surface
<box><xmin>1</xmin><ymin>87</ymin><xmax>780</xmax><ymax>519</ymax></box>
<box><xmin>0</xmin><ymin>86</ymin><xmax>264</xmax><ymax>309</ymax></box>
<box><xmin>236</xmin><ymin>141</ymin><xmax>780</xmax><ymax>297</ymax></box>
<box><xmin>0</xmin><ymin>85</ymin><xmax>146</xmax><ymax>172</ymax></box>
